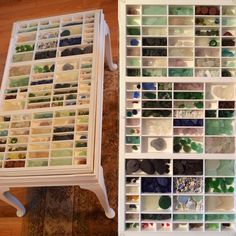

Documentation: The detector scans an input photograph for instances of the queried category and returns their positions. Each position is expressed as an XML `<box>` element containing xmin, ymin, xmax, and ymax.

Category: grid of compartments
<box><xmin>121</xmin><ymin>3</ymin><xmax>236</xmax><ymax>234</ymax></box>
<box><xmin>4</xmin><ymin>56</ymin><xmax>93</xmax><ymax>110</ymax></box>
<box><xmin>125</xmin><ymin>159</ymin><xmax>235</xmax><ymax>232</ymax></box>
<box><xmin>125</xmin><ymin>82</ymin><xmax>235</xmax><ymax>154</ymax></box>
<box><xmin>2</xmin><ymin>11</ymin><xmax>97</xmax><ymax>111</ymax></box>
<box><xmin>126</xmin><ymin>5</ymin><xmax>236</xmax><ymax>78</ymax></box>
<box><xmin>0</xmin><ymin>10</ymin><xmax>101</xmax><ymax>170</ymax></box>
<box><xmin>0</xmin><ymin>108</ymin><xmax>90</xmax><ymax>168</ymax></box>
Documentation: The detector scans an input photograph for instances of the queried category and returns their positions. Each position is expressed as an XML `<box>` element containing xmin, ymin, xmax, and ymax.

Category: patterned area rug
<box><xmin>21</xmin><ymin>62</ymin><xmax>118</xmax><ymax>236</ymax></box>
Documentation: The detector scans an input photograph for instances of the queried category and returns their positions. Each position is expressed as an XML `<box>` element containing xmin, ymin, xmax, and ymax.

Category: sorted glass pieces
<box><xmin>205</xmin><ymin>119</ymin><xmax>234</xmax><ymax>135</ymax></box>
<box><xmin>205</xmin><ymin>178</ymin><xmax>234</xmax><ymax>193</ymax></box>
<box><xmin>141</xmin><ymin>177</ymin><xmax>171</xmax><ymax>193</ymax></box>
<box><xmin>174</xmin><ymin>177</ymin><xmax>203</xmax><ymax>193</ymax></box>
<box><xmin>173</xmin><ymin>160</ymin><xmax>203</xmax><ymax>175</ymax></box>
<box><xmin>205</xmin><ymin>137</ymin><xmax>235</xmax><ymax>153</ymax></box>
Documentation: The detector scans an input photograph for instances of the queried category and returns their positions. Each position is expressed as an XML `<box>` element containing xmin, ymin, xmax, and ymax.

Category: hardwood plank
<box><xmin>0</xmin><ymin>217</ymin><xmax>23</xmax><ymax>236</ymax></box>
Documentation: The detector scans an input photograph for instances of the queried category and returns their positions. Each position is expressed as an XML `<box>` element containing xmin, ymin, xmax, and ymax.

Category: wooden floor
<box><xmin>0</xmin><ymin>0</ymin><xmax>118</xmax><ymax>235</ymax></box>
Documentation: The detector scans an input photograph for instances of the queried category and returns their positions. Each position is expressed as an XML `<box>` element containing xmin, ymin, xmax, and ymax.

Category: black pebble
<box><xmin>150</xmin><ymin>159</ymin><xmax>166</xmax><ymax>175</ymax></box>
<box><xmin>61</xmin><ymin>30</ymin><xmax>70</xmax><ymax>37</ymax></box>
<box><xmin>126</xmin><ymin>159</ymin><xmax>140</xmax><ymax>174</ymax></box>
<box><xmin>71</xmin><ymin>47</ymin><xmax>83</xmax><ymax>55</ymax></box>
<box><xmin>61</xmin><ymin>49</ymin><xmax>71</xmax><ymax>57</ymax></box>
<box><xmin>140</xmin><ymin>160</ymin><xmax>155</xmax><ymax>174</ymax></box>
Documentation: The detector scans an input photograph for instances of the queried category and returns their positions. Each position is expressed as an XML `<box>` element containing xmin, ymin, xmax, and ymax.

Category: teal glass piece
<box><xmin>126</xmin><ymin>136</ymin><xmax>140</xmax><ymax>144</ymax></box>
<box><xmin>217</xmin><ymin>160</ymin><xmax>235</xmax><ymax>176</ymax></box>
<box><xmin>222</xmin><ymin>49</ymin><xmax>234</xmax><ymax>57</ymax></box>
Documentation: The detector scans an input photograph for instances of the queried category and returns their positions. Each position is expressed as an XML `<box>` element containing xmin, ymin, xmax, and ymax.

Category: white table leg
<box><xmin>104</xmin><ymin>21</ymin><xmax>118</xmax><ymax>72</ymax></box>
<box><xmin>0</xmin><ymin>187</ymin><xmax>26</xmax><ymax>217</ymax></box>
<box><xmin>80</xmin><ymin>166</ymin><xmax>115</xmax><ymax>219</ymax></box>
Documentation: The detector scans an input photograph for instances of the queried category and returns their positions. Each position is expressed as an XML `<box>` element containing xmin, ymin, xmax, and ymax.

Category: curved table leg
<box><xmin>104</xmin><ymin>21</ymin><xmax>118</xmax><ymax>72</ymax></box>
<box><xmin>0</xmin><ymin>187</ymin><xmax>26</xmax><ymax>217</ymax></box>
<box><xmin>80</xmin><ymin>166</ymin><xmax>115</xmax><ymax>219</ymax></box>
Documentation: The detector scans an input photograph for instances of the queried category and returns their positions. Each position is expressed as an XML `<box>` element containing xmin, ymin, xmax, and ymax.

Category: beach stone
<box><xmin>62</xmin><ymin>63</ymin><xmax>74</xmax><ymax>71</ymax></box>
<box><xmin>159</xmin><ymin>196</ymin><xmax>171</xmax><ymax>209</ymax></box>
<box><xmin>60</xmin><ymin>30</ymin><xmax>70</xmax><ymax>37</ymax></box>
<box><xmin>150</xmin><ymin>138</ymin><xmax>167</xmax><ymax>151</ymax></box>
<box><xmin>126</xmin><ymin>159</ymin><xmax>140</xmax><ymax>174</ymax></box>
<box><xmin>140</xmin><ymin>160</ymin><xmax>155</xmax><ymax>174</ymax></box>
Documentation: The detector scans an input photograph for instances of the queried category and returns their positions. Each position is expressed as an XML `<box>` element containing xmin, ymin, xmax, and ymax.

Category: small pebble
<box><xmin>150</xmin><ymin>138</ymin><xmax>166</xmax><ymax>151</ymax></box>
<box><xmin>62</xmin><ymin>63</ymin><xmax>74</xmax><ymax>71</ymax></box>
<box><xmin>140</xmin><ymin>160</ymin><xmax>155</xmax><ymax>175</ymax></box>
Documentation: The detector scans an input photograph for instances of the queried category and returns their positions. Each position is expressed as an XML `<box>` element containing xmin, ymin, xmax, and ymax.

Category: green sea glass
<box><xmin>28</xmin><ymin>160</ymin><xmax>48</xmax><ymax>167</ymax></box>
<box><xmin>205</xmin><ymin>119</ymin><xmax>234</xmax><ymax>135</ymax></box>
<box><xmin>169</xmin><ymin>68</ymin><xmax>193</xmax><ymax>77</ymax></box>
<box><xmin>169</xmin><ymin>6</ymin><xmax>193</xmax><ymax>15</ymax></box>
<box><xmin>50</xmin><ymin>158</ymin><xmax>72</xmax><ymax>166</ymax></box>
<box><xmin>9</xmin><ymin>77</ymin><xmax>29</xmax><ymax>87</ymax></box>
<box><xmin>143</xmin><ymin>68</ymin><xmax>167</xmax><ymax>77</ymax></box>
<box><xmin>205</xmin><ymin>214</ymin><xmax>235</xmax><ymax>221</ymax></box>
<box><xmin>51</xmin><ymin>149</ymin><xmax>73</xmax><ymax>157</ymax></box>
<box><xmin>173</xmin><ymin>214</ymin><xmax>203</xmax><ymax>221</ymax></box>
<box><xmin>142</xmin><ymin>17</ymin><xmax>167</xmax><ymax>25</ymax></box>
<box><xmin>142</xmin><ymin>6</ymin><xmax>167</xmax><ymax>15</ymax></box>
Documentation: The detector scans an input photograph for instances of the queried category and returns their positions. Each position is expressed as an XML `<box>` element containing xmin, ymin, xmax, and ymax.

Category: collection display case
<box><xmin>119</xmin><ymin>0</ymin><xmax>236</xmax><ymax>235</ymax></box>
<box><xmin>0</xmin><ymin>9</ymin><xmax>117</xmax><ymax>219</ymax></box>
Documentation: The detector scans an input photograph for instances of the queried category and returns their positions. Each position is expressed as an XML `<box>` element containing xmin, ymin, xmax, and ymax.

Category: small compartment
<box><xmin>50</xmin><ymin>158</ymin><xmax>72</xmax><ymax>166</ymax></box>
<box><xmin>205</xmin><ymin>196</ymin><xmax>234</xmax><ymax>211</ymax></box>
<box><xmin>169</xmin><ymin>58</ymin><xmax>193</xmax><ymax>67</ymax></box>
<box><xmin>38</xmin><ymin>29</ymin><xmax>59</xmax><ymax>40</ymax></box>
<box><xmin>222</xmin><ymin>17</ymin><xmax>236</xmax><ymax>26</ymax></box>
<box><xmin>127</xmin><ymin>5</ymin><xmax>140</xmax><ymax>15</ymax></box>
<box><xmin>169</xmin><ymin>16</ymin><xmax>193</xmax><ymax>25</ymax></box>
<box><xmin>142</xmin><ymin>5</ymin><xmax>167</xmax><ymax>15</ymax></box>
<box><xmin>195</xmin><ymin>48</ymin><xmax>220</xmax><ymax>57</ymax></box>
<box><xmin>174</xmin><ymin>177</ymin><xmax>203</xmax><ymax>193</ymax></box>
<box><xmin>173</xmin><ymin>223</ymin><xmax>188</xmax><ymax>231</ymax></box>
<box><xmin>205</xmin><ymin>137</ymin><xmax>235</xmax><ymax>153</ymax></box>
<box><xmin>196</xmin><ymin>17</ymin><xmax>220</xmax><ymax>26</ymax></box>
<box><xmin>173</xmin><ymin>195</ymin><xmax>203</xmax><ymax>212</ymax></box>
<box><xmin>141</xmin><ymin>177</ymin><xmax>171</xmax><ymax>193</ymax></box>
<box><xmin>9</xmin><ymin>65</ymin><xmax>31</xmax><ymax>77</ymax></box>
<box><xmin>141</xmin><ymin>195</ymin><xmax>171</xmax><ymax>212</ymax></box>
<box><xmin>142</xmin><ymin>27</ymin><xmax>167</xmax><ymax>36</ymax></box>
<box><xmin>142</xmin><ymin>16</ymin><xmax>167</xmax><ymax>26</ymax></box>
<box><xmin>127</xmin><ymin>16</ymin><xmax>140</xmax><ymax>26</ymax></box>
<box><xmin>173</xmin><ymin>160</ymin><xmax>203</xmax><ymax>175</ymax></box>
<box><xmin>169</xmin><ymin>27</ymin><xmax>193</xmax><ymax>36</ymax></box>
<box><xmin>142</xmin><ymin>119</ymin><xmax>172</xmax><ymax>136</ymax></box>
<box><xmin>169</xmin><ymin>37</ymin><xmax>193</xmax><ymax>47</ymax></box>
<box><xmin>169</xmin><ymin>6</ymin><xmax>193</xmax><ymax>15</ymax></box>
<box><xmin>205</xmin><ymin>160</ymin><xmax>235</xmax><ymax>176</ymax></box>
<box><xmin>27</xmin><ymin>159</ymin><xmax>48</xmax><ymax>167</ymax></box>
<box><xmin>195</xmin><ymin>6</ymin><xmax>220</xmax><ymax>15</ymax></box>
<box><xmin>205</xmin><ymin>119</ymin><xmax>234</xmax><ymax>135</ymax></box>
<box><xmin>173</xmin><ymin>214</ymin><xmax>203</xmax><ymax>222</ymax></box>
<box><xmin>141</xmin><ymin>223</ymin><xmax>158</xmax><ymax>232</ymax></box>
<box><xmin>205</xmin><ymin>223</ymin><xmax>219</xmax><ymax>231</ymax></box>
<box><xmin>195</xmin><ymin>37</ymin><xmax>220</xmax><ymax>47</ymax></box>
<box><xmin>205</xmin><ymin>178</ymin><xmax>234</xmax><ymax>194</ymax></box>
<box><xmin>195</xmin><ymin>58</ymin><xmax>220</xmax><ymax>67</ymax></box>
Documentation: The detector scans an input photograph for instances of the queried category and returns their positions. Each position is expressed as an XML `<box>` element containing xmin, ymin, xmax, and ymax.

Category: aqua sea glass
<box><xmin>169</xmin><ymin>69</ymin><xmax>193</xmax><ymax>77</ymax></box>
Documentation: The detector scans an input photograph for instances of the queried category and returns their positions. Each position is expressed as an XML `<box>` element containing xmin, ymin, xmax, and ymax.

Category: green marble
<box><xmin>169</xmin><ymin>68</ymin><xmax>193</xmax><ymax>77</ymax></box>
<box><xmin>142</xmin><ymin>6</ymin><xmax>167</xmax><ymax>15</ymax></box>
<box><xmin>205</xmin><ymin>119</ymin><xmax>234</xmax><ymax>135</ymax></box>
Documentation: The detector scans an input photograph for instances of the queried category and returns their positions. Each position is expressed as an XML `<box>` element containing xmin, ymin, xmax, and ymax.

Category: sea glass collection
<box><xmin>120</xmin><ymin>3</ymin><xmax>236</xmax><ymax>234</ymax></box>
<box><xmin>0</xmin><ymin>10</ymin><xmax>99</xmax><ymax>171</ymax></box>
